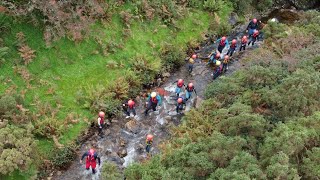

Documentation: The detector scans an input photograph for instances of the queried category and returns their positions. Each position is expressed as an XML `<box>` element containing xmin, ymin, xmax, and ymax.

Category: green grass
<box><xmin>1</xmin><ymin>6</ymin><xmax>215</xmax><ymax>179</ymax></box>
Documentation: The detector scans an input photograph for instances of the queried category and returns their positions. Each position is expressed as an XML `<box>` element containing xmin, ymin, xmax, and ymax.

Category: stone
<box><xmin>111</xmin><ymin>119</ymin><xmax>118</xmax><ymax>123</ymax></box>
<box><xmin>57</xmin><ymin>171</ymin><xmax>62</xmax><ymax>176</ymax></box>
<box><xmin>125</xmin><ymin>120</ymin><xmax>140</xmax><ymax>134</ymax></box>
<box><xmin>120</xmin><ymin>138</ymin><xmax>126</xmax><ymax>147</ymax></box>
<box><xmin>120</xmin><ymin>158</ymin><xmax>125</xmax><ymax>164</ymax></box>
<box><xmin>136</xmin><ymin>144</ymin><xmax>145</xmax><ymax>153</ymax></box>
<box><xmin>164</xmin><ymin>116</ymin><xmax>172</xmax><ymax>121</ymax></box>
<box><xmin>117</xmin><ymin>148</ymin><xmax>127</xmax><ymax>158</ymax></box>
<box><xmin>104</xmin><ymin>129</ymin><xmax>111</xmax><ymax>136</ymax></box>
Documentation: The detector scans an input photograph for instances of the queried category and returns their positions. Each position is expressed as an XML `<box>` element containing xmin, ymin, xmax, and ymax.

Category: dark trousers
<box><xmin>217</xmin><ymin>45</ymin><xmax>225</xmax><ymax>53</ymax></box>
<box><xmin>145</xmin><ymin>103</ymin><xmax>157</xmax><ymax>115</ymax></box>
<box><xmin>126</xmin><ymin>108</ymin><xmax>136</xmax><ymax>116</ymax></box>
<box><xmin>176</xmin><ymin>104</ymin><xmax>183</xmax><ymax>113</ymax></box>
<box><xmin>146</xmin><ymin>144</ymin><xmax>152</xmax><ymax>153</ymax></box>
<box><xmin>248</xmin><ymin>37</ymin><xmax>257</xmax><ymax>46</ymax></box>
<box><xmin>213</xmin><ymin>70</ymin><xmax>221</xmax><ymax>80</ymax></box>
<box><xmin>222</xmin><ymin>63</ymin><xmax>228</xmax><ymax>73</ymax></box>
<box><xmin>98</xmin><ymin>124</ymin><xmax>104</xmax><ymax>136</ymax></box>
<box><xmin>239</xmin><ymin>44</ymin><xmax>246</xmax><ymax>51</ymax></box>
<box><xmin>227</xmin><ymin>48</ymin><xmax>235</xmax><ymax>56</ymax></box>
<box><xmin>188</xmin><ymin>64</ymin><xmax>194</xmax><ymax>72</ymax></box>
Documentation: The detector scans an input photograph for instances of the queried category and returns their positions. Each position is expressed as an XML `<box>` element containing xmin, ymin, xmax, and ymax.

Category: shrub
<box><xmin>0</xmin><ymin>46</ymin><xmax>9</xmax><ymax>67</ymax></box>
<box><xmin>229</xmin><ymin>0</ymin><xmax>252</xmax><ymax>15</ymax></box>
<box><xmin>160</xmin><ymin>43</ymin><xmax>185</xmax><ymax>71</ymax></box>
<box><xmin>33</xmin><ymin>117</ymin><xmax>66</xmax><ymax>138</ymax></box>
<box><xmin>101</xmin><ymin>162</ymin><xmax>122</xmax><ymax>180</ymax></box>
<box><xmin>51</xmin><ymin>145</ymin><xmax>77</xmax><ymax>170</ymax></box>
<box><xmin>203</xmin><ymin>0</ymin><xmax>223</xmax><ymax>12</ymax></box>
<box><xmin>301</xmin><ymin>147</ymin><xmax>320</xmax><ymax>179</ymax></box>
<box><xmin>0</xmin><ymin>123</ymin><xmax>37</xmax><ymax>175</ymax></box>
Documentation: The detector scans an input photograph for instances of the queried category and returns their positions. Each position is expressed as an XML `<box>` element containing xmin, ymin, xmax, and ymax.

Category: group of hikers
<box><xmin>81</xmin><ymin>18</ymin><xmax>262</xmax><ymax>174</ymax></box>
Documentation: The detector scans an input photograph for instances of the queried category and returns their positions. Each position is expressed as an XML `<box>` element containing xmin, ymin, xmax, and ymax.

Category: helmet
<box><xmin>178</xmin><ymin>79</ymin><xmax>184</xmax><ymax>84</ymax></box>
<box><xmin>177</xmin><ymin>97</ymin><xmax>183</xmax><ymax>103</ymax></box>
<box><xmin>188</xmin><ymin>83</ymin><xmax>193</xmax><ymax>88</ymax></box>
<box><xmin>99</xmin><ymin>111</ymin><xmax>105</xmax><ymax>117</ymax></box>
<box><xmin>232</xmin><ymin>39</ymin><xmax>237</xmax><ymax>44</ymax></box>
<box><xmin>221</xmin><ymin>36</ymin><xmax>227</xmax><ymax>41</ymax></box>
<box><xmin>191</xmin><ymin>54</ymin><xmax>197</xmax><ymax>59</ymax></box>
<box><xmin>224</xmin><ymin>55</ymin><xmax>229</xmax><ymax>60</ymax></box>
<box><xmin>147</xmin><ymin>134</ymin><xmax>153</xmax><ymax>141</ymax></box>
<box><xmin>128</xmin><ymin>100</ymin><xmax>134</xmax><ymax>106</ymax></box>
<box><xmin>254</xmin><ymin>30</ymin><xmax>259</xmax><ymax>34</ymax></box>
<box><xmin>89</xmin><ymin>149</ymin><xmax>95</xmax><ymax>155</ymax></box>
<box><xmin>216</xmin><ymin>60</ymin><xmax>221</xmax><ymax>66</ymax></box>
<box><xmin>253</xmin><ymin>18</ymin><xmax>257</xmax><ymax>23</ymax></box>
<box><xmin>216</xmin><ymin>52</ymin><xmax>221</xmax><ymax>58</ymax></box>
<box><xmin>242</xmin><ymin>36</ymin><xmax>247</xmax><ymax>41</ymax></box>
<box><xmin>151</xmin><ymin>92</ymin><xmax>157</xmax><ymax>98</ymax></box>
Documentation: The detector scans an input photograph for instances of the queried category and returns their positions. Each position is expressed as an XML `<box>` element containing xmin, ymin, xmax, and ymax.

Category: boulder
<box><xmin>117</xmin><ymin>148</ymin><xmax>127</xmax><ymax>158</ymax></box>
<box><xmin>162</xmin><ymin>72</ymin><xmax>170</xmax><ymax>78</ymax></box>
<box><xmin>125</xmin><ymin>120</ymin><xmax>140</xmax><ymax>134</ymax></box>
<box><xmin>164</xmin><ymin>116</ymin><xmax>172</xmax><ymax>121</ymax></box>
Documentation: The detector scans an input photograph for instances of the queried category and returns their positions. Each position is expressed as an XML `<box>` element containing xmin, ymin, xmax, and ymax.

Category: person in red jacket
<box><xmin>227</xmin><ymin>39</ymin><xmax>237</xmax><ymax>56</ymax></box>
<box><xmin>80</xmin><ymin>149</ymin><xmax>101</xmax><ymax>174</ymax></box>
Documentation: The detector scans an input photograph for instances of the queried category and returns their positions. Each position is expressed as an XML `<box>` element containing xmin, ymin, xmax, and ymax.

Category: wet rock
<box><xmin>164</xmin><ymin>116</ymin><xmax>172</xmax><ymax>121</ymax></box>
<box><xmin>136</xmin><ymin>144</ymin><xmax>145</xmax><ymax>153</ymax></box>
<box><xmin>120</xmin><ymin>138</ymin><xmax>126</xmax><ymax>147</ymax></box>
<box><xmin>229</xmin><ymin>12</ymin><xmax>239</xmax><ymax>26</ymax></box>
<box><xmin>117</xmin><ymin>148</ymin><xmax>128</xmax><ymax>158</ymax></box>
<box><xmin>125</xmin><ymin>120</ymin><xmax>140</xmax><ymax>134</ymax></box>
<box><xmin>120</xmin><ymin>158</ymin><xmax>125</xmax><ymax>164</ymax></box>
<box><xmin>105</xmin><ymin>149</ymin><xmax>112</xmax><ymax>155</ymax></box>
<box><xmin>153</xmin><ymin>111</ymin><xmax>160</xmax><ymax>115</ymax></box>
<box><xmin>111</xmin><ymin>119</ymin><xmax>118</xmax><ymax>123</ymax></box>
<box><xmin>104</xmin><ymin>129</ymin><xmax>111</xmax><ymax>136</ymax></box>
<box><xmin>56</xmin><ymin>171</ymin><xmax>62</xmax><ymax>176</ymax></box>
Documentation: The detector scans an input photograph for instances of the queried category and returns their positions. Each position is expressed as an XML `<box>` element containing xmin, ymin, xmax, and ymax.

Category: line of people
<box><xmin>81</xmin><ymin>18</ymin><xmax>262</xmax><ymax>174</ymax></box>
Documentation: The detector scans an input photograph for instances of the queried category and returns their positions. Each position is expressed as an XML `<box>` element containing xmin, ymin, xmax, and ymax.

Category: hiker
<box><xmin>248</xmin><ymin>30</ymin><xmax>259</xmax><ymax>46</ymax></box>
<box><xmin>216</xmin><ymin>36</ymin><xmax>229</xmax><ymax>53</ymax></box>
<box><xmin>207</xmin><ymin>51</ymin><xmax>221</xmax><ymax>65</ymax></box>
<box><xmin>123</xmin><ymin>99</ymin><xmax>136</xmax><ymax>118</ymax></box>
<box><xmin>97</xmin><ymin>111</ymin><xmax>105</xmax><ymax>136</ymax></box>
<box><xmin>80</xmin><ymin>149</ymin><xmax>101</xmax><ymax>174</ymax></box>
<box><xmin>173</xmin><ymin>79</ymin><xmax>185</xmax><ymax>97</ymax></box>
<box><xmin>185</xmin><ymin>83</ymin><xmax>197</xmax><ymax>101</ymax></box>
<box><xmin>213</xmin><ymin>61</ymin><xmax>223</xmax><ymax>80</ymax></box>
<box><xmin>188</xmin><ymin>54</ymin><xmax>196</xmax><ymax>73</ymax></box>
<box><xmin>222</xmin><ymin>55</ymin><xmax>229</xmax><ymax>73</ymax></box>
<box><xmin>176</xmin><ymin>96</ymin><xmax>186</xmax><ymax>114</ymax></box>
<box><xmin>227</xmin><ymin>39</ymin><xmax>237</xmax><ymax>56</ymax></box>
<box><xmin>146</xmin><ymin>134</ymin><xmax>153</xmax><ymax>154</ymax></box>
<box><xmin>239</xmin><ymin>35</ymin><xmax>248</xmax><ymax>52</ymax></box>
<box><xmin>144</xmin><ymin>92</ymin><xmax>162</xmax><ymax>116</ymax></box>
<box><xmin>246</xmin><ymin>18</ymin><xmax>259</xmax><ymax>37</ymax></box>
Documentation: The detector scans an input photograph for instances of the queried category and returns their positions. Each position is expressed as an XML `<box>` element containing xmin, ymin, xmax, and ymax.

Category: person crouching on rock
<box><xmin>123</xmin><ymin>99</ymin><xmax>136</xmax><ymax>118</ymax></box>
<box><xmin>80</xmin><ymin>148</ymin><xmax>101</xmax><ymax>174</ymax></box>
<box><xmin>176</xmin><ymin>96</ymin><xmax>186</xmax><ymax>114</ymax></box>
<box><xmin>144</xmin><ymin>92</ymin><xmax>162</xmax><ymax>116</ymax></box>
<box><xmin>146</xmin><ymin>134</ymin><xmax>153</xmax><ymax>155</ymax></box>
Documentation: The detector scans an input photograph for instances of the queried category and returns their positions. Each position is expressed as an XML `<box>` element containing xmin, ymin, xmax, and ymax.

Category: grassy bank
<box><xmin>0</xmin><ymin>3</ymin><xmax>216</xmax><ymax>179</ymax></box>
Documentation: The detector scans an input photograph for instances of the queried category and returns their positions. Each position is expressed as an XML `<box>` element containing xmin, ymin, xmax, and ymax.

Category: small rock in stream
<box><xmin>164</xmin><ymin>116</ymin><xmax>172</xmax><ymax>121</ymax></box>
<box><xmin>125</xmin><ymin>119</ymin><xmax>140</xmax><ymax>134</ymax></box>
<box><xmin>120</xmin><ymin>138</ymin><xmax>126</xmax><ymax>147</ymax></box>
<box><xmin>117</xmin><ymin>148</ymin><xmax>128</xmax><ymax>158</ymax></box>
